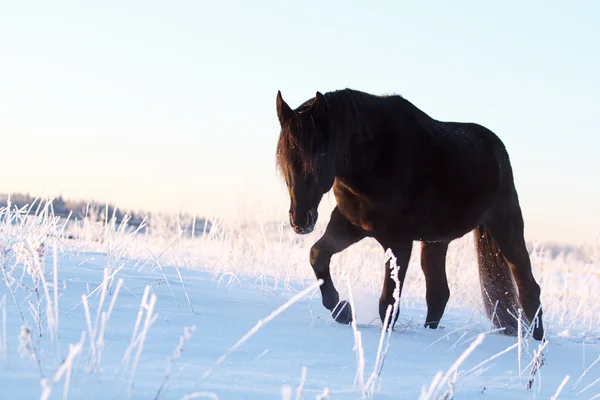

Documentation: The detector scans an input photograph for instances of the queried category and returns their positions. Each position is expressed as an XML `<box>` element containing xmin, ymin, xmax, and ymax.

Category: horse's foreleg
<box><xmin>377</xmin><ymin>237</ymin><xmax>413</xmax><ymax>330</ymax></box>
<box><xmin>310</xmin><ymin>207</ymin><xmax>365</xmax><ymax>324</ymax></box>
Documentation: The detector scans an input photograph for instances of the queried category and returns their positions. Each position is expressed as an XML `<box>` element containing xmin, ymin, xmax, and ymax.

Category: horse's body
<box><xmin>275</xmin><ymin>88</ymin><xmax>544</xmax><ymax>341</ymax></box>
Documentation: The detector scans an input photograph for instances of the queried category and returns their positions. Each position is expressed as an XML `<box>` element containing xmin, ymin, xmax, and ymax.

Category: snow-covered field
<box><xmin>1</xmin><ymin>199</ymin><xmax>600</xmax><ymax>399</ymax></box>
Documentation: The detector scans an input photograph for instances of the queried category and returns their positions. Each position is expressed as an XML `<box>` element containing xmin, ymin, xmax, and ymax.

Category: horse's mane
<box><xmin>277</xmin><ymin>88</ymin><xmax>413</xmax><ymax>177</ymax></box>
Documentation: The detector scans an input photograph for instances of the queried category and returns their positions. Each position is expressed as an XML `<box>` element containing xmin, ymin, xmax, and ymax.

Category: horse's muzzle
<box><xmin>289</xmin><ymin>209</ymin><xmax>318</xmax><ymax>234</ymax></box>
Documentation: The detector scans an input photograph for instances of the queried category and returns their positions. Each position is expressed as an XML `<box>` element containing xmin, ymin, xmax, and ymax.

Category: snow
<box><xmin>1</xmin><ymin>202</ymin><xmax>600</xmax><ymax>399</ymax></box>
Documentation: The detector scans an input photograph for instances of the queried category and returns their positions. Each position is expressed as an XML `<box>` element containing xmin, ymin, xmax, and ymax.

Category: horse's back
<box><xmin>423</xmin><ymin>119</ymin><xmax>508</xmax><ymax>186</ymax></box>
<box><xmin>402</xmin><ymin>120</ymin><xmax>509</xmax><ymax>240</ymax></box>
<box><xmin>330</xmin><ymin>93</ymin><xmax>515</xmax><ymax>241</ymax></box>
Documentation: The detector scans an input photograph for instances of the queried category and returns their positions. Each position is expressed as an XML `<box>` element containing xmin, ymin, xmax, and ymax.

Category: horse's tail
<box><xmin>474</xmin><ymin>225</ymin><xmax>520</xmax><ymax>336</ymax></box>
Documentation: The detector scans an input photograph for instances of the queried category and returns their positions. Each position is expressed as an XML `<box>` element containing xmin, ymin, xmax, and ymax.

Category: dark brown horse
<box><xmin>275</xmin><ymin>88</ymin><xmax>544</xmax><ymax>341</ymax></box>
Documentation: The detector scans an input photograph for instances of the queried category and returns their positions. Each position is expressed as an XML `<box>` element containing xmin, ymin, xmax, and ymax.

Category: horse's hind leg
<box><xmin>485</xmin><ymin>202</ymin><xmax>544</xmax><ymax>341</ymax></box>
<box><xmin>310</xmin><ymin>207</ymin><xmax>365</xmax><ymax>324</ymax></box>
<box><xmin>420</xmin><ymin>241</ymin><xmax>450</xmax><ymax>329</ymax></box>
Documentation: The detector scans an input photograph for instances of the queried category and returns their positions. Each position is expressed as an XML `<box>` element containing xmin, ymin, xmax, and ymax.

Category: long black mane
<box><xmin>276</xmin><ymin>88</ymin><xmax>439</xmax><ymax>177</ymax></box>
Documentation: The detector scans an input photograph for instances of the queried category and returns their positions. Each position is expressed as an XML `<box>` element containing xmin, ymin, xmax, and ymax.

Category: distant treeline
<box><xmin>0</xmin><ymin>192</ymin><xmax>212</xmax><ymax>236</ymax></box>
<box><xmin>0</xmin><ymin>193</ymin><xmax>593</xmax><ymax>260</ymax></box>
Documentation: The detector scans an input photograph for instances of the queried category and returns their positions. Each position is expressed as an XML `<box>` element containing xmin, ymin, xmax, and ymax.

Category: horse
<box><xmin>274</xmin><ymin>88</ymin><xmax>544</xmax><ymax>341</ymax></box>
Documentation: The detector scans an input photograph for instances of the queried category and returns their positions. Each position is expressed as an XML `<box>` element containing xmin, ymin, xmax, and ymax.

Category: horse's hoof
<box><xmin>332</xmin><ymin>300</ymin><xmax>352</xmax><ymax>324</ymax></box>
<box><xmin>532</xmin><ymin>326</ymin><xmax>545</xmax><ymax>341</ymax></box>
<box><xmin>379</xmin><ymin>303</ymin><xmax>398</xmax><ymax>331</ymax></box>
<box><xmin>424</xmin><ymin>321</ymin><xmax>440</xmax><ymax>329</ymax></box>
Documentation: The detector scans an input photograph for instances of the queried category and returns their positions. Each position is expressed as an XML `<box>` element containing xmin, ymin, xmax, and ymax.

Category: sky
<box><xmin>0</xmin><ymin>0</ymin><xmax>598</xmax><ymax>245</ymax></box>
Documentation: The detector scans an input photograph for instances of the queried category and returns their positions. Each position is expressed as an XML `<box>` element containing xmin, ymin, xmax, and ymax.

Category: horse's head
<box><xmin>275</xmin><ymin>90</ymin><xmax>335</xmax><ymax>234</ymax></box>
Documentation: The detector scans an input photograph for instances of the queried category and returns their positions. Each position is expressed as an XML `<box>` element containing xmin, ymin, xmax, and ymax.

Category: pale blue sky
<box><xmin>0</xmin><ymin>1</ymin><xmax>598</xmax><ymax>245</ymax></box>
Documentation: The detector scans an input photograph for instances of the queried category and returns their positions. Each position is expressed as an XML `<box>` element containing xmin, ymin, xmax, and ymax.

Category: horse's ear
<box><xmin>308</xmin><ymin>91</ymin><xmax>328</xmax><ymax>120</ymax></box>
<box><xmin>276</xmin><ymin>90</ymin><xmax>294</xmax><ymax>125</ymax></box>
